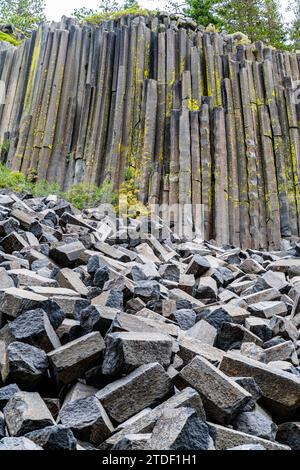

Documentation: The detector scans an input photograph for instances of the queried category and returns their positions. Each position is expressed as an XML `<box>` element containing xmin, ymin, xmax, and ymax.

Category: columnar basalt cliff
<box><xmin>0</xmin><ymin>12</ymin><xmax>300</xmax><ymax>249</ymax></box>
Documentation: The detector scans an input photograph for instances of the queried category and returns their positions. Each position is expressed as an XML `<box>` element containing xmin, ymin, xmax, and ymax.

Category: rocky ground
<box><xmin>0</xmin><ymin>192</ymin><xmax>300</xmax><ymax>450</ymax></box>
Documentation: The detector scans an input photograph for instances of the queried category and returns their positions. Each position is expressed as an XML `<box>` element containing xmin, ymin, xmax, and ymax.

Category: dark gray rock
<box><xmin>134</xmin><ymin>281</ymin><xmax>161</xmax><ymax>301</ymax></box>
<box><xmin>276</xmin><ymin>422</ymin><xmax>300</xmax><ymax>450</ymax></box>
<box><xmin>59</xmin><ymin>396</ymin><xmax>113</xmax><ymax>445</ymax></box>
<box><xmin>8</xmin><ymin>309</ymin><xmax>61</xmax><ymax>352</ymax></box>
<box><xmin>185</xmin><ymin>255</ymin><xmax>211</xmax><ymax>277</ymax></box>
<box><xmin>25</xmin><ymin>425</ymin><xmax>77</xmax><ymax>450</ymax></box>
<box><xmin>171</xmin><ymin>309</ymin><xmax>196</xmax><ymax>330</ymax></box>
<box><xmin>2</xmin><ymin>342</ymin><xmax>49</xmax><ymax>390</ymax></box>
<box><xmin>217</xmin><ymin>323</ymin><xmax>263</xmax><ymax>351</ymax></box>
<box><xmin>232</xmin><ymin>408</ymin><xmax>277</xmax><ymax>441</ymax></box>
<box><xmin>80</xmin><ymin>305</ymin><xmax>118</xmax><ymax>335</ymax></box>
<box><xmin>233</xmin><ymin>377</ymin><xmax>262</xmax><ymax>405</ymax></box>
<box><xmin>0</xmin><ymin>384</ymin><xmax>20</xmax><ymax>410</ymax></box>
<box><xmin>146</xmin><ymin>407</ymin><xmax>212</xmax><ymax>450</ymax></box>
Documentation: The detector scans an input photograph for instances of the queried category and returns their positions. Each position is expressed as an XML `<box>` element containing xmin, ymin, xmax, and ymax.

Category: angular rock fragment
<box><xmin>25</xmin><ymin>425</ymin><xmax>77</xmax><ymax>450</ymax></box>
<box><xmin>249</xmin><ymin>301</ymin><xmax>287</xmax><ymax>318</ymax></box>
<box><xmin>0</xmin><ymin>288</ymin><xmax>47</xmax><ymax>318</ymax></box>
<box><xmin>170</xmin><ymin>309</ymin><xmax>196</xmax><ymax>330</ymax></box>
<box><xmin>0</xmin><ymin>217</ymin><xmax>19</xmax><ymax>237</ymax></box>
<box><xmin>233</xmin><ymin>377</ymin><xmax>262</xmax><ymax>405</ymax></box>
<box><xmin>7</xmin><ymin>309</ymin><xmax>61</xmax><ymax>352</ymax></box>
<box><xmin>49</xmin><ymin>241</ymin><xmax>85</xmax><ymax>267</ymax></box>
<box><xmin>0</xmin><ymin>436</ymin><xmax>43</xmax><ymax>450</ymax></box>
<box><xmin>217</xmin><ymin>323</ymin><xmax>263</xmax><ymax>351</ymax></box>
<box><xmin>112</xmin><ymin>433</ymin><xmax>151</xmax><ymax>450</ymax></box>
<box><xmin>0</xmin><ymin>267</ymin><xmax>14</xmax><ymax>290</ymax></box>
<box><xmin>102</xmin><ymin>332</ymin><xmax>173</xmax><ymax>375</ymax></box>
<box><xmin>96</xmin><ymin>363</ymin><xmax>172</xmax><ymax>423</ymax></box>
<box><xmin>146</xmin><ymin>407</ymin><xmax>212</xmax><ymax>450</ymax></box>
<box><xmin>55</xmin><ymin>268</ymin><xmax>88</xmax><ymax>296</ymax></box>
<box><xmin>241</xmin><ymin>288</ymin><xmax>281</xmax><ymax>305</ymax></box>
<box><xmin>0</xmin><ymin>383</ymin><xmax>20</xmax><ymax>410</ymax></box>
<box><xmin>269</xmin><ymin>316</ymin><xmax>299</xmax><ymax>342</ymax></box>
<box><xmin>62</xmin><ymin>382</ymin><xmax>98</xmax><ymax>409</ymax></box>
<box><xmin>80</xmin><ymin>305</ymin><xmax>119</xmax><ymax>335</ymax></box>
<box><xmin>208</xmin><ymin>422</ymin><xmax>289</xmax><ymax>450</ymax></box>
<box><xmin>177</xmin><ymin>355</ymin><xmax>252</xmax><ymax>423</ymax></box>
<box><xmin>276</xmin><ymin>422</ymin><xmax>300</xmax><ymax>450</ymax></box>
<box><xmin>4</xmin><ymin>392</ymin><xmax>55</xmax><ymax>436</ymax></box>
<box><xmin>232</xmin><ymin>408</ymin><xmax>277</xmax><ymax>441</ymax></box>
<box><xmin>185</xmin><ymin>255</ymin><xmax>211</xmax><ymax>277</ymax></box>
<box><xmin>48</xmin><ymin>332</ymin><xmax>104</xmax><ymax>385</ymax></box>
<box><xmin>1</xmin><ymin>231</ymin><xmax>29</xmax><ymax>254</ymax></box>
<box><xmin>186</xmin><ymin>319</ymin><xmax>218</xmax><ymax>345</ymax></box>
<box><xmin>59</xmin><ymin>396</ymin><xmax>113</xmax><ymax>445</ymax></box>
<box><xmin>102</xmin><ymin>387</ymin><xmax>206</xmax><ymax>449</ymax></box>
<box><xmin>245</xmin><ymin>317</ymin><xmax>272</xmax><ymax>342</ymax></box>
<box><xmin>7</xmin><ymin>269</ymin><xmax>57</xmax><ymax>288</ymax></box>
<box><xmin>2</xmin><ymin>342</ymin><xmax>49</xmax><ymax>390</ymax></box>
<box><xmin>220</xmin><ymin>352</ymin><xmax>300</xmax><ymax>413</ymax></box>
<box><xmin>178</xmin><ymin>335</ymin><xmax>224</xmax><ymax>365</ymax></box>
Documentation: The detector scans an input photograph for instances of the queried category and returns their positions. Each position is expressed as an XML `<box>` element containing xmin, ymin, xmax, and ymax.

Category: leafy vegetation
<box><xmin>0</xmin><ymin>163</ymin><xmax>120</xmax><ymax>210</ymax></box>
<box><xmin>85</xmin><ymin>7</ymin><xmax>151</xmax><ymax>25</ymax></box>
<box><xmin>117</xmin><ymin>167</ymin><xmax>149</xmax><ymax>218</ymax></box>
<box><xmin>63</xmin><ymin>181</ymin><xmax>116</xmax><ymax>210</ymax></box>
<box><xmin>72</xmin><ymin>1</ymin><xmax>144</xmax><ymax>22</ymax></box>
<box><xmin>166</xmin><ymin>0</ymin><xmax>291</xmax><ymax>50</ymax></box>
<box><xmin>0</xmin><ymin>0</ymin><xmax>46</xmax><ymax>31</ymax></box>
<box><xmin>290</xmin><ymin>0</ymin><xmax>300</xmax><ymax>50</ymax></box>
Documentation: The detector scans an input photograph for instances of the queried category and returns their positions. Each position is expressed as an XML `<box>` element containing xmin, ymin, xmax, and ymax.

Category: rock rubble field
<box><xmin>0</xmin><ymin>191</ymin><xmax>300</xmax><ymax>450</ymax></box>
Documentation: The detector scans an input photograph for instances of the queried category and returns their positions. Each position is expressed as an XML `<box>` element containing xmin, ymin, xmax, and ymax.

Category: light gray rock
<box><xmin>0</xmin><ymin>436</ymin><xmax>43</xmax><ymax>450</ymax></box>
<box><xmin>48</xmin><ymin>332</ymin><xmax>104</xmax><ymax>385</ymax></box>
<box><xmin>177</xmin><ymin>355</ymin><xmax>253</xmax><ymax>424</ymax></box>
<box><xmin>96</xmin><ymin>362</ymin><xmax>172</xmax><ymax>424</ymax></box>
<box><xmin>4</xmin><ymin>392</ymin><xmax>55</xmax><ymax>436</ymax></box>
<box><xmin>102</xmin><ymin>332</ymin><xmax>173</xmax><ymax>375</ymax></box>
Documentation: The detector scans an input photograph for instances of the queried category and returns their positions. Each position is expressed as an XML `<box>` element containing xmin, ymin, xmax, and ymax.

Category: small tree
<box><xmin>0</xmin><ymin>0</ymin><xmax>46</xmax><ymax>30</ymax></box>
<box><xmin>216</xmin><ymin>0</ymin><xmax>265</xmax><ymax>42</ymax></box>
<box><xmin>123</xmin><ymin>0</ymin><xmax>140</xmax><ymax>9</ymax></box>
<box><xmin>260</xmin><ymin>0</ymin><xmax>287</xmax><ymax>48</ymax></box>
<box><xmin>290</xmin><ymin>0</ymin><xmax>300</xmax><ymax>50</ymax></box>
<box><xmin>167</xmin><ymin>0</ymin><xmax>221</xmax><ymax>26</ymax></box>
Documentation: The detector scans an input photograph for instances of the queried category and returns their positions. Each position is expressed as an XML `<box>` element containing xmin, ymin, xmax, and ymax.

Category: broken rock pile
<box><xmin>1</xmin><ymin>191</ymin><xmax>300</xmax><ymax>450</ymax></box>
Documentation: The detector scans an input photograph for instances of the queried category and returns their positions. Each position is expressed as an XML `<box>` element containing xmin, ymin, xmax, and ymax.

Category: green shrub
<box><xmin>85</xmin><ymin>7</ymin><xmax>152</xmax><ymax>25</ymax></box>
<box><xmin>63</xmin><ymin>181</ymin><xmax>116</xmax><ymax>210</ymax></box>
<box><xmin>0</xmin><ymin>164</ymin><xmax>119</xmax><ymax>210</ymax></box>
<box><xmin>29</xmin><ymin>180</ymin><xmax>62</xmax><ymax>198</ymax></box>
<box><xmin>0</xmin><ymin>139</ymin><xmax>11</xmax><ymax>154</ymax></box>
<box><xmin>0</xmin><ymin>163</ymin><xmax>26</xmax><ymax>191</ymax></box>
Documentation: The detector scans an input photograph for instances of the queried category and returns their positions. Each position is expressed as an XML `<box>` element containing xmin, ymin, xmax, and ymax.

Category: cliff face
<box><xmin>0</xmin><ymin>12</ymin><xmax>299</xmax><ymax>249</ymax></box>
